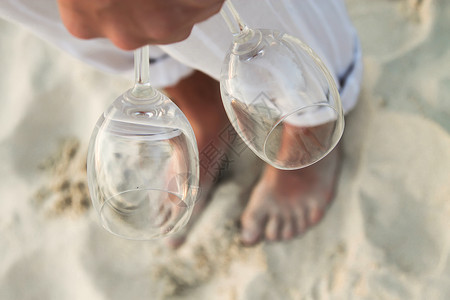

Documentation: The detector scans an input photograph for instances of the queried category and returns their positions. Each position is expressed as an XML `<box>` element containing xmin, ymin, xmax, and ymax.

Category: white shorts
<box><xmin>0</xmin><ymin>0</ymin><xmax>363</xmax><ymax>114</ymax></box>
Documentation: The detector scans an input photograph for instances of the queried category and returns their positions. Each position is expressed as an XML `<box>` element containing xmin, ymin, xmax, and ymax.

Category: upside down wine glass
<box><xmin>220</xmin><ymin>1</ymin><xmax>344</xmax><ymax>170</ymax></box>
<box><xmin>87</xmin><ymin>46</ymin><xmax>200</xmax><ymax>240</ymax></box>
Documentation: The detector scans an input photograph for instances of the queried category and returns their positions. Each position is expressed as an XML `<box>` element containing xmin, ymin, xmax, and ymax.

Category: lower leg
<box><xmin>164</xmin><ymin>71</ymin><xmax>229</xmax><ymax>247</ymax></box>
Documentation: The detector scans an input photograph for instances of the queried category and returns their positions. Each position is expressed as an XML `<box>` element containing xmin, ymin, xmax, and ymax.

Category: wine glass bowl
<box><xmin>87</xmin><ymin>48</ymin><xmax>199</xmax><ymax>240</ymax></box>
<box><xmin>220</xmin><ymin>26</ymin><xmax>344</xmax><ymax>170</ymax></box>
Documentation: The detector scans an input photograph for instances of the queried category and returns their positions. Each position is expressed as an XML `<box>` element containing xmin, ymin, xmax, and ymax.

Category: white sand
<box><xmin>1</xmin><ymin>0</ymin><xmax>450</xmax><ymax>299</ymax></box>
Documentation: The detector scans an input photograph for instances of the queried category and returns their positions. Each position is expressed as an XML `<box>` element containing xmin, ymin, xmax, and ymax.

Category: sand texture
<box><xmin>0</xmin><ymin>0</ymin><xmax>449</xmax><ymax>299</ymax></box>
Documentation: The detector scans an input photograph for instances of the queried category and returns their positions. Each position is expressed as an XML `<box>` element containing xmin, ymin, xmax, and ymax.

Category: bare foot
<box><xmin>240</xmin><ymin>144</ymin><xmax>342</xmax><ymax>246</ymax></box>
<box><xmin>164</xmin><ymin>71</ymin><xmax>229</xmax><ymax>248</ymax></box>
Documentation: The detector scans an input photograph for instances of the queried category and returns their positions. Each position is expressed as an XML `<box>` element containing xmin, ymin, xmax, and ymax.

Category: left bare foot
<box><xmin>240</xmin><ymin>144</ymin><xmax>342</xmax><ymax>246</ymax></box>
<box><xmin>164</xmin><ymin>71</ymin><xmax>229</xmax><ymax>248</ymax></box>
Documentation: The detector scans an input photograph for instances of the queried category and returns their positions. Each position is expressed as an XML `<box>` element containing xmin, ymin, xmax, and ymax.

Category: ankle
<box><xmin>164</xmin><ymin>71</ymin><xmax>228</xmax><ymax>143</ymax></box>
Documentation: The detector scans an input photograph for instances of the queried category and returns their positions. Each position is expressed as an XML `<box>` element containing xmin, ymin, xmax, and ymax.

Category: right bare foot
<box><xmin>164</xmin><ymin>71</ymin><xmax>229</xmax><ymax>248</ymax></box>
<box><xmin>240</xmin><ymin>143</ymin><xmax>342</xmax><ymax>246</ymax></box>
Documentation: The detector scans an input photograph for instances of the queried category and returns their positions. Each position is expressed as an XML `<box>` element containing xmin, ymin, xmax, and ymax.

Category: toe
<box><xmin>307</xmin><ymin>200</ymin><xmax>325</xmax><ymax>226</ymax></box>
<box><xmin>154</xmin><ymin>201</ymin><xmax>172</xmax><ymax>227</ymax></box>
<box><xmin>165</xmin><ymin>234</ymin><xmax>187</xmax><ymax>249</ymax></box>
<box><xmin>281</xmin><ymin>216</ymin><xmax>295</xmax><ymax>240</ymax></box>
<box><xmin>293</xmin><ymin>206</ymin><xmax>307</xmax><ymax>235</ymax></box>
<box><xmin>241</xmin><ymin>224</ymin><xmax>264</xmax><ymax>246</ymax></box>
<box><xmin>241</xmin><ymin>209</ymin><xmax>267</xmax><ymax>246</ymax></box>
<box><xmin>265</xmin><ymin>215</ymin><xmax>282</xmax><ymax>241</ymax></box>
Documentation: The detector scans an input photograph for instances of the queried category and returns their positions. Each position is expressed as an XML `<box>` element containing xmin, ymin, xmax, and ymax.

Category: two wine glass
<box><xmin>87</xmin><ymin>0</ymin><xmax>344</xmax><ymax>240</ymax></box>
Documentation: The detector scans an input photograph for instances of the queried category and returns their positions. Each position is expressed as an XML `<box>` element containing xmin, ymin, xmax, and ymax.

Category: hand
<box><xmin>57</xmin><ymin>0</ymin><xmax>225</xmax><ymax>50</ymax></box>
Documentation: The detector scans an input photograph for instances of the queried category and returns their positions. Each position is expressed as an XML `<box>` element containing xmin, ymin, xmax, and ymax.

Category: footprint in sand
<box><xmin>34</xmin><ymin>138</ymin><xmax>91</xmax><ymax>217</ymax></box>
<box><xmin>347</xmin><ymin>0</ymin><xmax>434</xmax><ymax>62</ymax></box>
<box><xmin>358</xmin><ymin>112</ymin><xmax>450</xmax><ymax>276</ymax></box>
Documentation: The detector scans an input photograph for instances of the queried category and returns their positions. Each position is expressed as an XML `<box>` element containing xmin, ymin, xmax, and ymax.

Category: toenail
<box><xmin>241</xmin><ymin>230</ymin><xmax>258</xmax><ymax>244</ymax></box>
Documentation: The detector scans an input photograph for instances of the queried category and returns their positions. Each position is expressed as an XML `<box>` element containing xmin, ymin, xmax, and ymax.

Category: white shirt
<box><xmin>0</xmin><ymin>0</ymin><xmax>362</xmax><ymax>114</ymax></box>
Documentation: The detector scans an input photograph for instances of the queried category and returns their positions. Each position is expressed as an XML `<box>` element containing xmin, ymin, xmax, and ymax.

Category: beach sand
<box><xmin>0</xmin><ymin>0</ymin><xmax>449</xmax><ymax>299</ymax></box>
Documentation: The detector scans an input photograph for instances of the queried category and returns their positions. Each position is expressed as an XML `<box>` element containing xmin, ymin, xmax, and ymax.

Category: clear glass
<box><xmin>220</xmin><ymin>1</ymin><xmax>344</xmax><ymax>170</ymax></box>
<box><xmin>87</xmin><ymin>46</ymin><xmax>199</xmax><ymax>240</ymax></box>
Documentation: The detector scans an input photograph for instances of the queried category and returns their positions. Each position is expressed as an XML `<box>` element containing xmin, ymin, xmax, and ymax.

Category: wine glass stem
<box><xmin>132</xmin><ymin>46</ymin><xmax>152</xmax><ymax>96</ymax></box>
<box><xmin>220</xmin><ymin>0</ymin><xmax>249</xmax><ymax>37</ymax></box>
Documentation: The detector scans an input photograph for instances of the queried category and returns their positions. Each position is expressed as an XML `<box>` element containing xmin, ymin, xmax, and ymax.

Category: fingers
<box><xmin>57</xmin><ymin>0</ymin><xmax>102</xmax><ymax>39</ymax></box>
<box><xmin>57</xmin><ymin>0</ymin><xmax>226</xmax><ymax>49</ymax></box>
